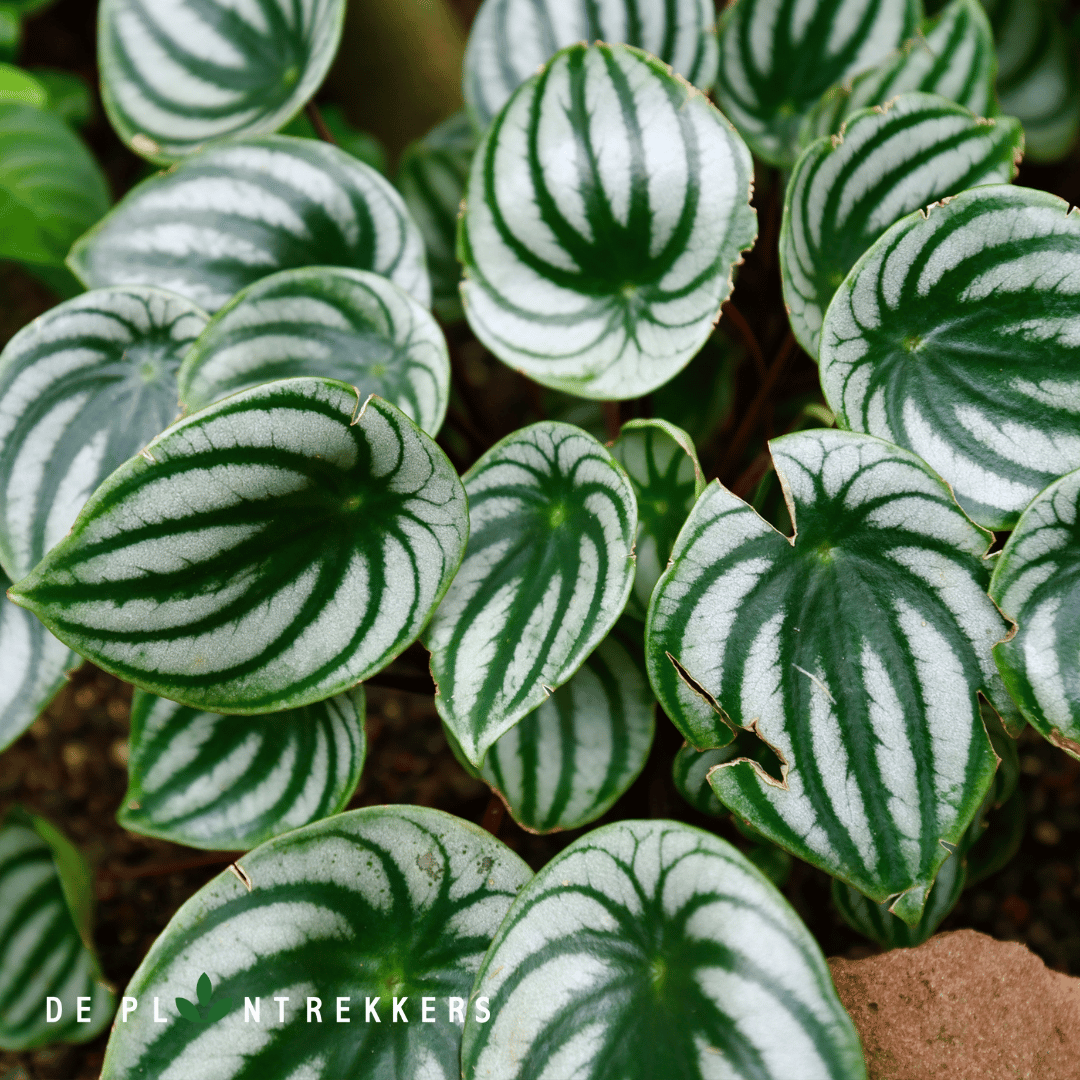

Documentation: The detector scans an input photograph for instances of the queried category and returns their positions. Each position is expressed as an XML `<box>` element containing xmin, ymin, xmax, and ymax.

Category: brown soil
<box><xmin>831</xmin><ymin>928</ymin><xmax>1080</xmax><ymax>1080</ymax></box>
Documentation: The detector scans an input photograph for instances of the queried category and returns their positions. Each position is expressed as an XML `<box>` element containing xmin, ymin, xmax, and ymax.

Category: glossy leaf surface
<box><xmin>68</xmin><ymin>135</ymin><xmax>430</xmax><ymax>313</ymax></box>
<box><xmin>426</xmin><ymin>421</ymin><xmax>636</xmax><ymax>766</ymax></box>
<box><xmin>12</xmin><ymin>379</ymin><xmax>468</xmax><ymax>713</ymax></box>
<box><xmin>98</xmin><ymin>0</ymin><xmax>345</xmax><ymax>163</ymax></box>
<box><xmin>177</xmin><ymin>266</ymin><xmax>450</xmax><ymax>436</ymax></box>
<box><xmin>0</xmin><ymin>807</ymin><xmax>114</xmax><ymax>1050</ymax></box>
<box><xmin>99</xmin><ymin>806</ymin><xmax>532</xmax><ymax>1080</ymax></box>
<box><xmin>672</xmin><ymin>742</ymin><xmax>738</xmax><ymax>816</ymax></box>
<box><xmin>646</xmin><ymin>430</ymin><xmax>1008</xmax><ymax>922</ymax></box>
<box><xmin>119</xmin><ymin>686</ymin><xmax>366</xmax><ymax>850</ymax></box>
<box><xmin>990</xmin><ymin>468</ymin><xmax>1080</xmax><ymax>759</ymax></box>
<box><xmin>481</xmin><ymin>624</ymin><xmax>655</xmax><ymax>833</ymax></box>
<box><xmin>461</xmin><ymin>819</ymin><xmax>867</xmax><ymax>1080</ymax></box>
<box><xmin>0</xmin><ymin>101</ymin><xmax>109</xmax><ymax>267</ymax></box>
<box><xmin>715</xmin><ymin>0</ymin><xmax>918</xmax><ymax>166</ymax></box>
<box><xmin>781</xmin><ymin>92</ymin><xmax>1022</xmax><ymax>358</ymax></box>
<box><xmin>799</xmin><ymin>0</ymin><xmax>998</xmax><ymax>144</ymax></box>
<box><xmin>395</xmin><ymin>110</ymin><xmax>475</xmax><ymax>322</ymax></box>
<box><xmin>611</xmin><ymin>418</ymin><xmax>705</xmax><ymax>620</ymax></box>
<box><xmin>459</xmin><ymin>43</ymin><xmax>756</xmax><ymax>400</ymax></box>
<box><xmin>463</xmin><ymin>0</ymin><xmax>719</xmax><ymax>129</ymax></box>
<box><xmin>820</xmin><ymin>184</ymin><xmax>1080</xmax><ymax>531</ymax></box>
<box><xmin>0</xmin><ymin>285</ymin><xmax>209</xmax><ymax>581</ymax></box>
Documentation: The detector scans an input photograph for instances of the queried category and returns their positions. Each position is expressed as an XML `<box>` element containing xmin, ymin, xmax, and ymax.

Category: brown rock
<box><xmin>829</xmin><ymin>929</ymin><xmax>1080</xmax><ymax>1080</ymax></box>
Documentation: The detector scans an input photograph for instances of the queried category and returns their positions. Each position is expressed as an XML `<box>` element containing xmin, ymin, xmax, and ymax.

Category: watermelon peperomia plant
<box><xmin>0</xmin><ymin>0</ymin><xmax>1078</xmax><ymax>1076</ymax></box>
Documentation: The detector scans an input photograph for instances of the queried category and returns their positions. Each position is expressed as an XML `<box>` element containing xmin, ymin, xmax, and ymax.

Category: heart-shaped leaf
<box><xmin>799</xmin><ymin>0</ymin><xmax>999</xmax><ymax>146</ymax></box>
<box><xmin>0</xmin><ymin>101</ymin><xmax>109</xmax><ymax>267</ymax></box>
<box><xmin>10</xmin><ymin>379</ymin><xmax>468</xmax><ymax>713</ymax></box>
<box><xmin>98</xmin><ymin>805</ymin><xmax>532</xmax><ymax>1080</ymax></box>
<box><xmin>781</xmin><ymin>92</ymin><xmax>1022</xmax><ymax>359</ymax></box>
<box><xmin>480</xmin><ymin>622</ymin><xmax>654</xmax><ymax>833</ymax></box>
<box><xmin>989</xmin><ymin>467</ymin><xmax>1080</xmax><ymax>760</ymax></box>
<box><xmin>67</xmin><ymin>135</ymin><xmax>430</xmax><ymax>314</ymax></box>
<box><xmin>819</xmin><ymin>184</ymin><xmax>1080</xmax><ymax>531</ymax></box>
<box><xmin>462</xmin><ymin>0</ymin><xmax>720</xmax><ymax>130</ymax></box>
<box><xmin>118</xmin><ymin>686</ymin><xmax>366</xmax><ymax>850</ymax></box>
<box><xmin>0</xmin><ymin>285</ymin><xmax>209</xmax><ymax>581</ymax></box>
<box><xmin>458</xmin><ymin>42</ymin><xmax>757</xmax><ymax>400</ymax></box>
<box><xmin>0</xmin><ymin>579</ymin><xmax>75</xmax><ymax>752</ymax></box>
<box><xmin>460</xmin><ymin>818</ymin><xmax>867</xmax><ymax>1080</ymax></box>
<box><xmin>610</xmin><ymin>418</ymin><xmax>705</xmax><ymax>620</ymax></box>
<box><xmin>0</xmin><ymin>806</ymin><xmax>115</xmax><ymax>1050</ymax></box>
<box><xmin>646</xmin><ymin>429</ymin><xmax>1010</xmax><ymax>924</ymax></box>
<box><xmin>177</xmin><ymin>266</ymin><xmax>450</xmax><ymax>436</ymax></box>
<box><xmin>98</xmin><ymin>0</ymin><xmax>345</xmax><ymax>163</ymax></box>
<box><xmin>983</xmin><ymin>0</ymin><xmax>1080</xmax><ymax>162</ymax></box>
<box><xmin>395</xmin><ymin>110</ymin><xmax>475</xmax><ymax>323</ymax></box>
<box><xmin>714</xmin><ymin>0</ymin><xmax>918</xmax><ymax>167</ymax></box>
<box><xmin>426</xmin><ymin>421</ymin><xmax>636</xmax><ymax>766</ymax></box>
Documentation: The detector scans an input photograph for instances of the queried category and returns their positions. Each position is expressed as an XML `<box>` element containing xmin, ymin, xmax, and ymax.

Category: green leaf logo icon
<box><xmin>175</xmin><ymin>972</ymin><xmax>232</xmax><ymax>1024</ymax></box>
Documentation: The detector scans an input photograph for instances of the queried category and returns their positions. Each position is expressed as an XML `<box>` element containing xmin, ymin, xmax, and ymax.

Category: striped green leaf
<box><xmin>480</xmin><ymin>623</ymin><xmax>655</xmax><ymax>833</ymax></box>
<box><xmin>0</xmin><ymin>580</ymin><xmax>74</xmax><ymax>752</ymax></box>
<box><xmin>989</xmin><ymin>468</ymin><xmax>1080</xmax><ymax>760</ymax></box>
<box><xmin>672</xmin><ymin>742</ymin><xmax>738</xmax><ymax>816</ymax></box>
<box><xmin>983</xmin><ymin>0</ymin><xmax>1080</xmax><ymax>162</ymax></box>
<box><xmin>0</xmin><ymin>100</ymin><xmax>109</xmax><ymax>268</ymax></box>
<box><xmin>425</xmin><ymin>421</ymin><xmax>636</xmax><ymax>767</ymax></box>
<box><xmin>819</xmin><ymin>184</ymin><xmax>1080</xmax><ymax>531</ymax></box>
<box><xmin>611</xmin><ymin>418</ymin><xmax>705</xmax><ymax>620</ymax></box>
<box><xmin>646</xmin><ymin>429</ymin><xmax>1010</xmax><ymax>924</ymax></box>
<box><xmin>462</xmin><ymin>0</ymin><xmax>719</xmax><ymax>130</ymax></box>
<box><xmin>395</xmin><ymin>110</ymin><xmax>475</xmax><ymax>323</ymax></box>
<box><xmin>10</xmin><ymin>379</ymin><xmax>468</xmax><ymax>714</ymax></box>
<box><xmin>67</xmin><ymin>135</ymin><xmax>431</xmax><ymax>314</ymax></box>
<box><xmin>99</xmin><ymin>805</ymin><xmax>532</xmax><ymax>1080</ymax></box>
<box><xmin>781</xmin><ymin>92</ymin><xmax>1022</xmax><ymax>359</ymax></box>
<box><xmin>458</xmin><ymin>42</ymin><xmax>757</xmax><ymax>400</ymax></box>
<box><xmin>118</xmin><ymin>686</ymin><xmax>366</xmax><ymax>851</ymax></box>
<box><xmin>714</xmin><ymin>0</ymin><xmax>919</xmax><ymax>167</ymax></box>
<box><xmin>98</xmin><ymin>0</ymin><xmax>345</xmax><ymax>163</ymax></box>
<box><xmin>177</xmin><ymin>267</ymin><xmax>450</xmax><ymax>436</ymax></box>
<box><xmin>799</xmin><ymin>0</ymin><xmax>999</xmax><ymax>146</ymax></box>
<box><xmin>0</xmin><ymin>806</ymin><xmax>115</xmax><ymax>1050</ymax></box>
<box><xmin>0</xmin><ymin>286</ymin><xmax>209</xmax><ymax>582</ymax></box>
<box><xmin>461</xmin><ymin>819</ymin><xmax>867</xmax><ymax>1080</ymax></box>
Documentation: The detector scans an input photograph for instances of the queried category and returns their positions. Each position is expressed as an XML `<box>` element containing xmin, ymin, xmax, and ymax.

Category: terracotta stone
<box><xmin>829</xmin><ymin>928</ymin><xmax>1080</xmax><ymax>1080</ymax></box>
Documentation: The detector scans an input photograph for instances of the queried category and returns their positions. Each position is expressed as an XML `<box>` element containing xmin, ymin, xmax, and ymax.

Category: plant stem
<box><xmin>305</xmin><ymin>101</ymin><xmax>338</xmax><ymax>145</ymax></box>
<box><xmin>480</xmin><ymin>793</ymin><xmax>505</xmax><ymax>836</ymax></box>
<box><xmin>603</xmin><ymin>400</ymin><xmax>621</xmax><ymax>441</ymax></box>
<box><xmin>722</xmin><ymin>300</ymin><xmax>767</xmax><ymax>381</ymax></box>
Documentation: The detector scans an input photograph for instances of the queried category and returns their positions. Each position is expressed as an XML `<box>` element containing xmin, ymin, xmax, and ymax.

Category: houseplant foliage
<box><xmin>2</xmin><ymin>0</ymin><xmax>1080</xmax><ymax>1072</ymax></box>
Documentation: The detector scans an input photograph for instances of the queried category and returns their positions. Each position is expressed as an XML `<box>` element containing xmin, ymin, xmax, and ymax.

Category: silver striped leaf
<box><xmin>395</xmin><ymin>109</ymin><xmax>476</xmax><ymax>323</ymax></box>
<box><xmin>176</xmin><ymin>266</ymin><xmax>450</xmax><ymax>436</ymax></box>
<box><xmin>798</xmin><ymin>0</ymin><xmax>999</xmax><ymax>146</ymax></box>
<box><xmin>425</xmin><ymin>421</ymin><xmax>636</xmax><ymax>767</ymax></box>
<box><xmin>781</xmin><ymin>92</ymin><xmax>1023</xmax><ymax>359</ymax></box>
<box><xmin>0</xmin><ymin>806</ymin><xmax>115</xmax><ymax>1050</ymax></box>
<box><xmin>982</xmin><ymin>0</ymin><xmax>1080</xmax><ymax>163</ymax></box>
<box><xmin>819</xmin><ymin>184</ymin><xmax>1080</xmax><ymax>531</ymax></box>
<box><xmin>98</xmin><ymin>805</ymin><xmax>532</xmax><ymax>1080</ymax></box>
<box><xmin>0</xmin><ymin>101</ymin><xmax>110</xmax><ymax>268</ymax></box>
<box><xmin>460</xmin><ymin>819</ymin><xmax>867</xmax><ymax>1080</ymax></box>
<box><xmin>989</xmin><ymin>468</ymin><xmax>1080</xmax><ymax>760</ymax></box>
<box><xmin>714</xmin><ymin>0</ymin><xmax>919</xmax><ymax>167</ymax></box>
<box><xmin>118</xmin><ymin>686</ymin><xmax>366</xmax><ymax>851</ymax></box>
<box><xmin>645</xmin><ymin>429</ymin><xmax>1010</xmax><ymax>924</ymax></box>
<box><xmin>462</xmin><ymin>0</ymin><xmax>719</xmax><ymax>130</ymax></box>
<box><xmin>98</xmin><ymin>0</ymin><xmax>345</xmax><ymax>164</ymax></box>
<box><xmin>0</xmin><ymin>579</ymin><xmax>75</xmax><ymax>753</ymax></box>
<box><xmin>459</xmin><ymin>42</ymin><xmax>757</xmax><ymax>401</ymax></box>
<box><xmin>10</xmin><ymin>379</ymin><xmax>469</xmax><ymax>714</ymax></box>
<box><xmin>610</xmin><ymin>418</ymin><xmax>705</xmax><ymax>620</ymax></box>
<box><xmin>672</xmin><ymin>742</ymin><xmax>738</xmax><ymax>816</ymax></box>
<box><xmin>67</xmin><ymin>135</ymin><xmax>431</xmax><ymax>314</ymax></box>
<box><xmin>480</xmin><ymin>623</ymin><xmax>655</xmax><ymax>833</ymax></box>
<box><xmin>0</xmin><ymin>285</ymin><xmax>209</xmax><ymax>582</ymax></box>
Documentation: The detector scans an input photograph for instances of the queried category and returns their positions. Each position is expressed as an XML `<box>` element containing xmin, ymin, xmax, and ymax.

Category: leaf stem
<box><xmin>721</xmin><ymin>301</ymin><xmax>767</xmax><ymax>382</ymax></box>
<box><xmin>305</xmin><ymin>101</ymin><xmax>338</xmax><ymax>145</ymax></box>
<box><xmin>480</xmin><ymin>793</ymin><xmax>505</xmax><ymax>836</ymax></box>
